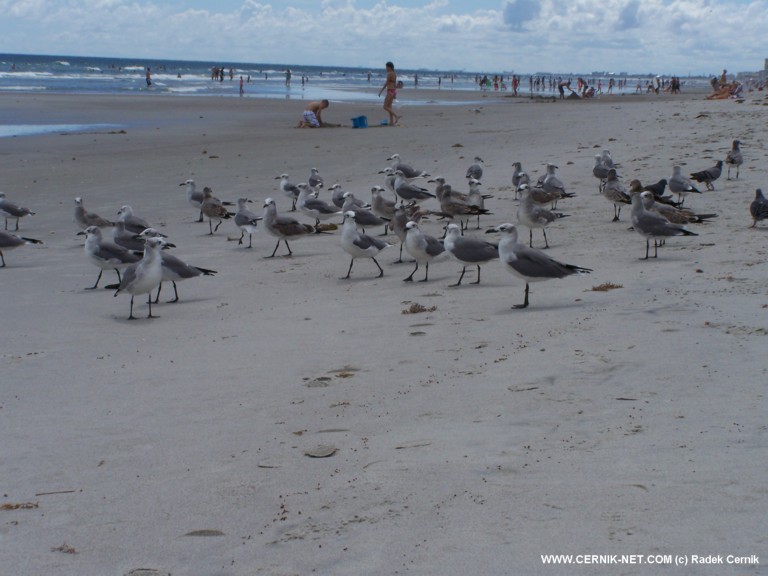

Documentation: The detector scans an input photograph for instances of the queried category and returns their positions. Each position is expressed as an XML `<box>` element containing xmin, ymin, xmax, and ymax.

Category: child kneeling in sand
<box><xmin>297</xmin><ymin>100</ymin><xmax>330</xmax><ymax>128</ymax></box>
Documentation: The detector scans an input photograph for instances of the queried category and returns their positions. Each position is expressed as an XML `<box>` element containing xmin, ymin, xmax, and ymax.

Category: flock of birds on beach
<box><xmin>1</xmin><ymin>142</ymin><xmax>766</xmax><ymax>319</ymax></box>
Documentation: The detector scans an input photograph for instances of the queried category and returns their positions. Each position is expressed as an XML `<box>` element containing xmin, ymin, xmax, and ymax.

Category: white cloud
<box><xmin>0</xmin><ymin>0</ymin><xmax>765</xmax><ymax>75</ymax></box>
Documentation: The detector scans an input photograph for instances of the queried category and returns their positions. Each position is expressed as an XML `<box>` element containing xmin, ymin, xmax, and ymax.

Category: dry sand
<box><xmin>1</xmin><ymin>88</ymin><xmax>767</xmax><ymax>575</ymax></box>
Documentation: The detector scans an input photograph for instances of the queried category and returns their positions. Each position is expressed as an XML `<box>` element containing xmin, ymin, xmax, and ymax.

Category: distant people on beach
<box><xmin>285</xmin><ymin>69</ymin><xmax>292</xmax><ymax>86</ymax></box>
<box><xmin>557</xmin><ymin>78</ymin><xmax>571</xmax><ymax>99</ymax></box>
<box><xmin>297</xmin><ymin>99</ymin><xmax>330</xmax><ymax>128</ymax></box>
<box><xmin>145</xmin><ymin>67</ymin><xmax>151</xmax><ymax>87</ymax></box>
<box><xmin>706</xmin><ymin>81</ymin><xmax>743</xmax><ymax>100</ymax></box>
<box><xmin>239</xmin><ymin>76</ymin><xmax>244</xmax><ymax>96</ymax></box>
<box><xmin>378</xmin><ymin>61</ymin><xmax>401</xmax><ymax>126</ymax></box>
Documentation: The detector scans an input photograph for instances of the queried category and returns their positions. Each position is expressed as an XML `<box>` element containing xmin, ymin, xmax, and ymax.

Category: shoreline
<box><xmin>1</xmin><ymin>89</ymin><xmax>766</xmax><ymax>575</ymax></box>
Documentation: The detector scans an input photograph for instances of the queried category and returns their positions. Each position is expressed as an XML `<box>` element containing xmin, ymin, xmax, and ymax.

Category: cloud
<box><xmin>0</xmin><ymin>0</ymin><xmax>766</xmax><ymax>75</ymax></box>
<box><xmin>502</xmin><ymin>0</ymin><xmax>541</xmax><ymax>29</ymax></box>
<box><xmin>618</xmin><ymin>0</ymin><xmax>641</xmax><ymax>29</ymax></box>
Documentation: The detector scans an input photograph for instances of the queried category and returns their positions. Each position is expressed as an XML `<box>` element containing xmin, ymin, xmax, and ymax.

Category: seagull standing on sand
<box><xmin>601</xmin><ymin>169</ymin><xmax>631</xmax><ymax>222</ymax></box>
<box><xmin>488</xmin><ymin>223</ymin><xmax>591</xmax><ymax>309</ymax></box>
<box><xmin>180</xmin><ymin>179</ymin><xmax>205</xmax><ymax>222</ymax></box>
<box><xmin>394</xmin><ymin>170</ymin><xmax>436</xmax><ymax>204</ymax></box>
<box><xmin>135</xmin><ymin>228</ymin><xmax>217</xmax><ymax>302</ymax></box>
<box><xmin>339</xmin><ymin>211</ymin><xmax>391</xmax><ymax>278</ymax></box>
<box><xmin>440</xmin><ymin>185</ymin><xmax>490</xmax><ymax>232</ymax></box>
<box><xmin>113</xmin><ymin>236</ymin><xmax>165</xmax><ymax>320</ymax></box>
<box><xmin>539</xmin><ymin>163</ymin><xmax>570</xmax><ymax>209</ymax></box>
<box><xmin>78</xmin><ymin>225</ymin><xmax>141</xmax><ymax>289</ymax></box>
<box><xmin>517</xmin><ymin>184</ymin><xmax>569</xmax><ymax>248</ymax></box>
<box><xmin>308</xmin><ymin>167</ymin><xmax>324</xmax><ymax>191</ymax></box>
<box><xmin>403</xmin><ymin>220</ymin><xmax>445</xmax><ymax>282</ymax></box>
<box><xmin>749</xmin><ymin>189</ymin><xmax>768</xmax><ymax>228</ymax></box>
<box><xmin>512</xmin><ymin>161</ymin><xmax>530</xmax><ymax>200</ymax></box>
<box><xmin>690</xmin><ymin>160</ymin><xmax>723</xmax><ymax>191</ymax></box>
<box><xmin>630</xmin><ymin>191</ymin><xmax>698</xmax><ymax>259</ymax></box>
<box><xmin>74</xmin><ymin>197</ymin><xmax>113</xmax><ymax>229</ymax></box>
<box><xmin>443</xmin><ymin>223</ymin><xmax>498</xmax><ymax>286</ymax></box>
<box><xmin>0</xmin><ymin>231</ymin><xmax>42</xmax><ymax>267</ymax></box>
<box><xmin>297</xmin><ymin>183</ymin><xmax>340</xmax><ymax>226</ymax></box>
<box><xmin>725</xmin><ymin>140</ymin><xmax>743</xmax><ymax>180</ymax></box>
<box><xmin>592</xmin><ymin>154</ymin><xmax>610</xmax><ymax>193</ymax></box>
<box><xmin>668</xmin><ymin>166</ymin><xmax>701</xmax><ymax>206</ymax></box>
<box><xmin>466</xmin><ymin>156</ymin><xmax>484</xmax><ymax>180</ymax></box>
<box><xmin>276</xmin><ymin>174</ymin><xmax>301</xmax><ymax>211</ymax></box>
<box><xmin>234</xmin><ymin>198</ymin><xmax>261</xmax><ymax>248</ymax></box>
<box><xmin>262</xmin><ymin>197</ymin><xmax>317</xmax><ymax>257</ymax></box>
<box><xmin>639</xmin><ymin>191</ymin><xmax>717</xmax><ymax>225</ymax></box>
<box><xmin>201</xmin><ymin>187</ymin><xmax>234</xmax><ymax>234</ymax></box>
<box><xmin>112</xmin><ymin>220</ymin><xmax>148</xmax><ymax>253</ymax></box>
<box><xmin>387</xmin><ymin>154</ymin><xmax>430</xmax><ymax>179</ymax></box>
<box><xmin>0</xmin><ymin>193</ymin><xmax>35</xmax><ymax>231</ymax></box>
<box><xmin>342</xmin><ymin>192</ymin><xmax>388</xmax><ymax>232</ymax></box>
<box><xmin>117</xmin><ymin>205</ymin><xmax>151</xmax><ymax>235</ymax></box>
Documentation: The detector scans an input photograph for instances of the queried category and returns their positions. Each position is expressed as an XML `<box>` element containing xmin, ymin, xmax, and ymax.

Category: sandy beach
<box><xmin>1</xmin><ymin>87</ymin><xmax>767</xmax><ymax>575</ymax></box>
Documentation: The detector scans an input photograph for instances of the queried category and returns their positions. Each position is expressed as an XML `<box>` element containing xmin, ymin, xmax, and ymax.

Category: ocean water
<box><xmin>0</xmin><ymin>53</ymin><xmax>706</xmax><ymax>102</ymax></box>
<box><xmin>0</xmin><ymin>53</ymin><xmax>487</xmax><ymax>103</ymax></box>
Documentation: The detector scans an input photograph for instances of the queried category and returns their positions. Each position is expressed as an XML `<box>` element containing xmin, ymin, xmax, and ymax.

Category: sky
<box><xmin>0</xmin><ymin>0</ymin><xmax>766</xmax><ymax>76</ymax></box>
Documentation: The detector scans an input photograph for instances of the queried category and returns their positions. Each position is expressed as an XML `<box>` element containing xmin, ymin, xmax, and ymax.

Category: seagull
<box><xmin>378</xmin><ymin>167</ymin><xmax>398</xmax><ymax>194</ymax></box>
<box><xmin>308</xmin><ymin>167</ymin><xmax>324</xmax><ymax>190</ymax></box>
<box><xmin>371</xmin><ymin>186</ymin><xmax>397</xmax><ymax>235</ymax></box>
<box><xmin>297</xmin><ymin>183</ymin><xmax>340</xmax><ymax>226</ymax></box>
<box><xmin>179</xmin><ymin>180</ymin><xmax>233</xmax><ymax>222</ymax></box>
<box><xmin>630</xmin><ymin>191</ymin><xmax>698</xmax><ymax>259</ymax></box>
<box><xmin>201</xmin><ymin>187</ymin><xmax>234</xmax><ymax>234</ymax></box>
<box><xmin>639</xmin><ymin>190</ymin><xmax>717</xmax><ymax>225</ymax></box>
<box><xmin>439</xmin><ymin>185</ymin><xmax>490</xmax><ymax>232</ymax></box>
<box><xmin>339</xmin><ymin>211</ymin><xmax>391</xmax><ymax>278</ymax></box>
<box><xmin>394</xmin><ymin>170</ymin><xmax>436</xmax><ymax>203</ymax></box>
<box><xmin>0</xmin><ymin>231</ymin><xmax>42</xmax><ymax>267</ymax></box>
<box><xmin>403</xmin><ymin>220</ymin><xmax>445</xmax><ymax>282</ymax></box>
<box><xmin>234</xmin><ymin>198</ymin><xmax>261</xmax><ymax>248</ymax></box>
<box><xmin>390</xmin><ymin>202</ymin><xmax>418</xmax><ymax>263</ymax></box>
<box><xmin>112</xmin><ymin>220</ymin><xmax>148</xmax><ymax>253</ymax></box>
<box><xmin>179</xmin><ymin>179</ymin><xmax>205</xmax><ymax>222</ymax></box>
<box><xmin>443</xmin><ymin>223</ymin><xmax>498</xmax><ymax>286</ymax></box>
<box><xmin>690</xmin><ymin>160</ymin><xmax>723</xmax><ymax>191</ymax></box>
<box><xmin>668</xmin><ymin>166</ymin><xmax>701</xmax><ymax>206</ymax></box>
<box><xmin>341</xmin><ymin>192</ymin><xmax>388</xmax><ymax>232</ymax></box>
<box><xmin>601</xmin><ymin>169</ymin><xmax>631</xmax><ymax>222</ymax></box>
<box><xmin>600</xmin><ymin>149</ymin><xmax>618</xmax><ymax>170</ymax></box>
<box><xmin>112</xmin><ymin>236</ymin><xmax>165</xmax><ymax>320</ymax></box>
<box><xmin>467</xmin><ymin>178</ymin><xmax>492</xmax><ymax>229</ymax></box>
<box><xmin>74</xmin><ymin>197</ymin><xmax>113</xmax><ymax>229</ymax></box>
<box><xmin>465</xmin><ymin>156</ymin><xmax>484</xmax><ymax>180</ymax></box>
<box><xmin>387</xmin><ymin>153</ymin><xmax>430</xmax><ymax>179</ymax></box>
<box><xmin>0</xmin><ymin>192</ymin><xmax>35</xmax><ymax>231</ymax></box>
<box><xmin>136</xmin><ymin>228</ymin><xmax>217</xmax><ymax>302</ymax></box>
<box><xmin>512</xmin><ymin>161</ymin><xmax>530</xmax><ymax>200</ymax></box>
<box><xmin>117</xmin><ymin>205</ymin><xmax>151</xmax><ymax>235</ymax></box>
<box><xmin>262</xmin><ymin>197</ymin><xmax>317</xmax><ymax>257</ymax></box>
<box><xmin>539</xmin><ymin>163</ymin><xmax>571</xmax><ymax>209</ymax></box>
<box><xmin>516</xmin><ymin>184</ymin><xmax>569</xmax><ymax>248</ymax></box>
<box><xmin>488</xmin><ymin>223</ymin><xmax>591</xmax><ymax>309</ymax></box>
<box><xmin>275</xmin><ymin>173</ymin><xmax>301</xmax><ymax>211</ymax></box>
<box><xmin>750</xmin><ymin>189</ymin><xmax>768</xmax><ymax>228</ymax></box>
<box><xmin>426</xmin><ymin>176</ymin><xmax>449</xmax><ymax>201</ymax></box>
<box><xmin>592</xmin><ymin>154</ymin><xmax>610</xmax><ymax>193</ymax></box>
<box><xmin>78</xmin><ymin>225</ymin><xmax>141</xmax><ymax>289</ymax></box>
<box><xmin>725</xmin><ymin>140</ymin><xmax>743</xmax><ymax>180</ymax></box>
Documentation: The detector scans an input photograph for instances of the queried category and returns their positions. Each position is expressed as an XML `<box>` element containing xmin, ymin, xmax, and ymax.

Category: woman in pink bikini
<box><xmin>378</xmin><ymin>61</ymin><xmax>401</xmax><ymax>126</ymax></box>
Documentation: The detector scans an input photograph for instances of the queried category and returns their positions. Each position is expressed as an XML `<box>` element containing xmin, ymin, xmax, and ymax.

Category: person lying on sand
<box><xmin>297</xmin><ymin>99</ymin><xmax>330</xmax><ymax>128</ymax></box>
